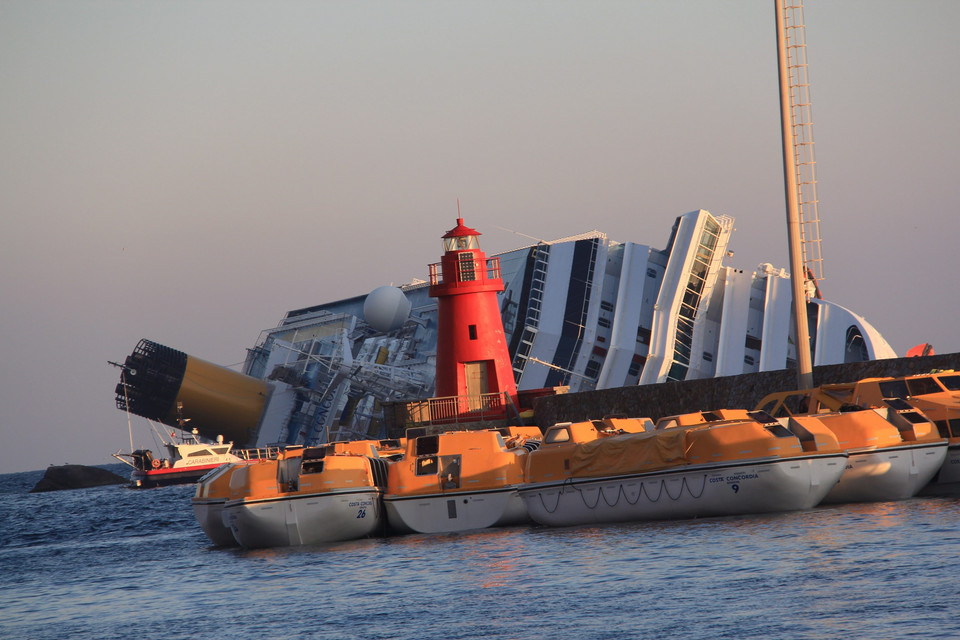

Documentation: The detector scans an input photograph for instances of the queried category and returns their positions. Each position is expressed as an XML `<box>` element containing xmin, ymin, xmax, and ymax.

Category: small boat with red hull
<box><xmin>113</xmin><ymin>429</ymin><xmax>276</xmax><ymax>488</ymax></box>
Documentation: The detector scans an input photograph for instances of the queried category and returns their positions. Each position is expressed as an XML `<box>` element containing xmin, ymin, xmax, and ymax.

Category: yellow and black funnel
<box><xmin>115</xmin><ymin>339</ymin><xmax>269</xmax><ymax>446</ymax></box>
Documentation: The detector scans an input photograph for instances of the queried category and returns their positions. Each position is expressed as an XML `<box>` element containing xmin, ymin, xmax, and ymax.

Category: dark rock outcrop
<box><xmin>30</xmin><ymin>464</ymin><xmax>127</xmax><ymax>493</ymax></box>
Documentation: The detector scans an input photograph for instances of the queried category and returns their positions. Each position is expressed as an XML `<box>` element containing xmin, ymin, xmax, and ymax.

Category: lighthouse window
<box><xmin>468</xmin><ymin>325</ymin><xmax>478</xmax><ymax>340</ymax></box>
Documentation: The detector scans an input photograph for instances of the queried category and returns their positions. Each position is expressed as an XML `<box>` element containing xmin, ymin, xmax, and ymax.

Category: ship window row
<box><xmin>188</xmin><ymin>447</ymin><xmax>230</xmax><ymax>457</ymax></box>
<box><xmin>584</xmin><ymin>360</ymin><xmax>601</xmax><ymax>379</ymax></box>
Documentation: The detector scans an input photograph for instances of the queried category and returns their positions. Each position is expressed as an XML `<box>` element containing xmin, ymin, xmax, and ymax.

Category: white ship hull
<box><xmin>192</xmin><ymin>500</ymin><xmax>237</xmax><ymax>547</ymax></box>
<box><xmin>224</xmin><ymin>489</ymin><xmax>383</xmax><ymax>548</ymax></box>
<box><xmin>384</xmin><ymin>488</ymin><xmax>528</xmax><ymax>534</ymax></box>
<box><xmin>823</xmin><ymin>442</ymin><xmax>948</xmax><ymax>504</ymax></box>
<box><xmin>519</xmin><ymin>455</ymin><xmax>847</xmax><ymax>528</ymax></box>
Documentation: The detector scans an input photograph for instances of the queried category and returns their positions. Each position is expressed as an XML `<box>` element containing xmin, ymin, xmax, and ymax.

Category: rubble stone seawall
<box><xmin>532</xmin><ymin>353</ymin><xmax>960</xmax><ymax>427</ymax></box>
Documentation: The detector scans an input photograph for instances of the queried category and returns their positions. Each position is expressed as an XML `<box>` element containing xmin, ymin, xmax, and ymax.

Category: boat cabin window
<box><xmin>938</xmin><ymin>374</ymin><xmax>960</xmax><ymax>391</ymax></box>
<box><xmin>300</xmin><ymin>447</ymin><xmax>326</xmax><ymax>474</ymax></box>
<box><xmin>948</xmin><ymin>418</ymin><xmax>960</xmax><ymax>438</ymax></box>
<box><xmin>747</xmin><ymin>410</ymin><xmax>778</xmax><ymax>425</ymax></box>
<box><xmin>301</xmin><ymin>459</ymin><xmax>325</xmax><ymax>475</ymax></box>
<box><xmin>906</xmin><ymin>377</ymin><xmax>943</xmax><ymax>396</ymax></box>
<box><xmin>544</xmin><ymin>427</ymin><xmax>571</xmax><ymax>444</ymax></box>
<box><xmin>898</xmin><ymin>411</ymin><xmax>931</xmax><ymax>425</ymax></box>
<box><xmin>883</xmin><ymin>398</ymin><xmax>915</xmax><ymax>412</ymax></box>
<box><xmin>416</xmin><ymin>435</ymin><xmax>439</xmax><ymax>457</ymax></box>
<box><xmin>416</xmin><ymin>456</ymin><xmax>438</xmax><ymax>476</ymax></box>
<box><xmin>701</xmin><ymin>411</ymin><xmax>722</xmax><ymax>422</ymax></box>
<box><xmin>747</xmin><ymin>410</ymin><xmax>792</xmax><ymax>437</ymax></box>
<box><xmin>878</xmin><ymin>380</ymin><xmax>910</xmax><ymax>399</ymax></box>
<box><xmin>188</xmin><ymin>449</ymin><xmax>215</xmax><ymax>457</ymax></box>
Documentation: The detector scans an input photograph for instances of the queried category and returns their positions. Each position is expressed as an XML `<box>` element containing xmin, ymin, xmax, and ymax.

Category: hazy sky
<box><xmin>2</xmin><ymin>1</ymin><xmax>958</xmax><ymax>474</ymax></box>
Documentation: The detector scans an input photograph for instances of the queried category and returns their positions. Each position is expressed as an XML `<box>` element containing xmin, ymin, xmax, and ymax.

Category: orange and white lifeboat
<box><xmin>383</xmin><ymin>427</ymin><xmax>541</xmax><ymax>534</ymax></box>
<box><xmin>519</xmin><ymin>413</ymin><xmax>848</xmax><ymax>528</ymax></box>
<box><xmin>221</xmin><ymin>440</ymin><xmax>399</xmax><ymax>548</ymax></box>
<box><xmin>757</xmin><ymin>387</ymin><xmax>949</xmax><ymax>502</ymax></box>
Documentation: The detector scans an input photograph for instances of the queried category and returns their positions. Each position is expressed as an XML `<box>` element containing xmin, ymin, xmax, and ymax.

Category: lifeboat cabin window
<box><xmin>948</xmin><ymin>419</ymin><xmax>960</xmax><ymax>438</ymax></box>
<box><xmin>415</xmin><ymin>435</ymin><xmax>439</xmax><ymax>457</ymax></box>
<box><xmin>301</xmin><ymin>459</ymin><xmax>325</xmax><ymax>475</ymax></box>
<box><xmin>544</xmin><ymin>427</ymin><xmax>571</xmax><ymax>444</ymax></box>
<box><xmin>878</xmin><ymin>380</ymin><xmax>910</xmax><ymax>399</ymax></box>
<box><xmin>938</xmin><ymin>374</ymin><xmax>960</xmax><ymax>391</ymax></box>
<box><xmin>301</xmin><ymin>447</ymin><xmax>327</xmax><ymax>475</ymax></box>
<box><xmin>416</xmin><ymin>456</ymin><xmax>438</xmax><ymax>476</ymax></box>
<box><xmin>906</xmin><ymin>377</ymin><xmax>942</xmax><ymax>396</ymax></box>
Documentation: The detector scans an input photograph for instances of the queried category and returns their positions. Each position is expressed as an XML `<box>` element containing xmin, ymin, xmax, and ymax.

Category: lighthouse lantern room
<box><xmin>428</xmin><ymin>218</ymin><xmax>518</xmax><ymax>416</ymax></box>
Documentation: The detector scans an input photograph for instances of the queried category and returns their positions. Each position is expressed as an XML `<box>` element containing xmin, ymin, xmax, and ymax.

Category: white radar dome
<box><xmin>363</xmin><ymin>286</ymin><xmax>412</xmax><ymax>333</ymax></box>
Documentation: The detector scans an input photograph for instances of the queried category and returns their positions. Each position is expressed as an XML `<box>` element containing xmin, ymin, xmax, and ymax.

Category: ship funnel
<box><xmin>115</xmin><ymin>339</ymin><xmax>269</xmax><ymax>447</ymax></box>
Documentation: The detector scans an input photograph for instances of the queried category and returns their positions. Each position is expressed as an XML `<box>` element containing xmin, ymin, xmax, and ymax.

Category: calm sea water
<box><xmin>1</xmin><ymin>466</ymin><xmax>958</xmax><ymax>640</ymax></box>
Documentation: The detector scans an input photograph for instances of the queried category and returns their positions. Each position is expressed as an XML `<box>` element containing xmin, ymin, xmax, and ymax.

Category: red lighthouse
<box><xmin>429</xmin><ymin>218</ymin><xmax>518</xmax><ymax>415</ymax></box>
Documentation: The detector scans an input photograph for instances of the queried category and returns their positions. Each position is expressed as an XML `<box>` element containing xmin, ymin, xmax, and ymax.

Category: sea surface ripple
<box><xmin>1</xmin><ymin>468</ymin><xmax>958</xmax><ymax>639</ymax></box>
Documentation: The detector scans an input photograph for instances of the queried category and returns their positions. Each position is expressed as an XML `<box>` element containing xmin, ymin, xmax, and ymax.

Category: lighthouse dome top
<box><xmin>442</xmin><ymin>217</ymin><xmax>481</xmax><ymax>251</ymax></box>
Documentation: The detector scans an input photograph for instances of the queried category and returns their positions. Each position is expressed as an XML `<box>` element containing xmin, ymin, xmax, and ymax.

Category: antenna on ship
<box><xmin>776</xmin><ymin>0</ymin><xmax>815</xmax><ymax>389</ymax></box>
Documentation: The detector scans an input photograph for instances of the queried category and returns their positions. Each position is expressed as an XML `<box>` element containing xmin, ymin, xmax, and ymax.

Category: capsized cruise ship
<box><xmin>116</xmin><ymin>209</ymin><xmax>895</xmax><ymax>451</ymax></box>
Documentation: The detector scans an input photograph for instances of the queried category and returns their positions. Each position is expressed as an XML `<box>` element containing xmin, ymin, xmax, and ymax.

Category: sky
<box><xmin>1</xmin><ymin>1</ymin><xmax>958</xmax><ymax>474</ymax></box>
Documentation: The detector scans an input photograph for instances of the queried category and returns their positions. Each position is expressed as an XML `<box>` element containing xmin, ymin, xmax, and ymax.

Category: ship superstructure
<box><xmin>116</xmin><ymin>209</ymin><xmax>896</xmax><ymax>451</ymax></box>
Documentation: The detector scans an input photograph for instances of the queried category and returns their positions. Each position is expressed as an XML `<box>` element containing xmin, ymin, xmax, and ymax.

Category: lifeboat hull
<box><xmin>384</xmin><ymin>488</ymin><xmax>528</xmax><ymax>534</ymax></box>
<box><xmin>919</xmin><ymin>444</ymin><xmax>960</xmax><ymax>496</ymax></box>
<box><xmin>822</xmin><ymin>441</ymin><xmax>948</xmax><ymax>504</ymax></box>
<box><xmin>224</xmin><ymin>489</ymin><xmax>383</xmax><ymax>548</ymax></box>
<box><xmin>519</xmin><ymin>454</ymin><xmax>847</xmax><ymax>528</ymax></box>
<box><xmin>192</xmin><ymin>500</ymin><xmax>237</xmax><ymax>547</ymax></box>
